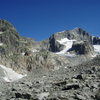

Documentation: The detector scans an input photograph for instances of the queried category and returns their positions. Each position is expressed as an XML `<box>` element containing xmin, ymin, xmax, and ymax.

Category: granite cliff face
<box><xmin>69</xmin><ymin>41</ymin><xmax>94</xmax><ymax>55</ymax></box>
<box><xmin>93</xmin><ymin>36</ymin><xmax>100</xmax><ymax>45</ymax></box>
<box><xmin>0</xmin><ymin>20</ymin><xmax>100</xmax><ymax>100</ymax></box>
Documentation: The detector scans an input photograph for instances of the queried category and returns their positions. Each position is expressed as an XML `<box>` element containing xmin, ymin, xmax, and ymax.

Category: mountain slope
<box><xmin>0</xmin><ymin>19</ymin><xmax>100</xmax><ymax>100</ymax></box>
<box><xmin>0</xmin><ymin>19</ymin><xmax>100</xmax><ymax>79</ymax></box>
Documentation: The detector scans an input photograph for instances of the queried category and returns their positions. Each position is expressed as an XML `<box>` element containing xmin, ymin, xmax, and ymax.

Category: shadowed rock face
<box><xmin>69</xmin><ymin>41</ymin><xmax>94</xmax><ymax>55</ymax></box>
<box><xmin>93</xmin><ymin>37</ymin><xmax>100</xmax><ymax>45</ymax></box>
<box><xmin>48</xmin><ymin>34</ymin><xmax>64</xmax><ymax>52</ymax></box>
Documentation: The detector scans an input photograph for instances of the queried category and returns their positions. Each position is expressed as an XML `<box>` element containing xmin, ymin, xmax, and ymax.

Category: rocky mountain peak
<box><xmin>47</xmin><ymin>27</ymin><xmax>93</xmax><ymax>53</ymax></box>
<box><xmin>73</xmin><ymin>27</ymin><xmax>86</xmax><ymax>31</ymax></box>
<box><xmin>0</xmin><ymin>20</ymin><xmax>21</xmax><ymax>55</ymax></box>
<box><xmin>0</xmin><ymin>19</ymin><xmax>16</xmax><ymax>32</ymax></box>
<box><xmin>49</xmin><ymin>27</ymin><xmax>92</xmax><ymax>41</ymax></box>
<box><xmin>73</xmin><ymin>27</ymin><xmax>83</xmax><ymax>31</ymax></box>
<box><xmin>0</xmin><ymin>20</ymin><xmax>44</xmax><ymax>56</ymax></box>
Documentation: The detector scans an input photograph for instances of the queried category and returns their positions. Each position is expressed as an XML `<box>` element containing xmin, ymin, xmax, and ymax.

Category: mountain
<box><xmin>0</xmin><ymin>19</ymin><xmax>100</xmax><ymax>100</ymax></box>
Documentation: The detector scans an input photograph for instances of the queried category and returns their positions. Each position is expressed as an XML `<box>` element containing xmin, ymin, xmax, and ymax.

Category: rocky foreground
<box><xmin>0</xmin><ymin>55</ymin><xmax>100</xmax><ymax>100</ymax></box>
<box><xmin>0</xmin><ymin>20</ymin><xmax>100</xmax><ymax>100</ymax></box>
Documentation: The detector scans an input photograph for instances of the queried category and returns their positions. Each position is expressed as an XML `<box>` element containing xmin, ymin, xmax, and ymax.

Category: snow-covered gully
<box><xmin>56</xmin><ymin>38</ymin><xmax>76</xmax><ymax>56</ymax></box>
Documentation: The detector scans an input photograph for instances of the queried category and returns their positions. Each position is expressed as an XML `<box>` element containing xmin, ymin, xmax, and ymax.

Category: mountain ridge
<box><xmin>0</xmin><ymin>19</ymin><xmax>99</xmax><ymax>71</ymax></box>
<box><xmin>0</xmin><ymin>19</ymin><xmax>100</xmax><ymax>100</ymax></box>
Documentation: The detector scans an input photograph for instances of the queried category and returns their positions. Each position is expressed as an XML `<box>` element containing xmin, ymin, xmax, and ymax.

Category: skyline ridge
<box><xmin>0</xmin><ymin>19</ymin><xmax>100</xmax><ymax>41</ymax></box>
<box><xmin>0</xmin><ymin>0</ymin><xmax>100</xmax><ymax>40</ymax></box>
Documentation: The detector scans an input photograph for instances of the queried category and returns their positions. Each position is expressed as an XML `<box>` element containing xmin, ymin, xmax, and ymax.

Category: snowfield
<box><xmin>0</xmin><ymin>43</ymin><xmax>3</xmax><ymax>46</ymax></box>
<box><xmin>56</xmin><ymin>38</ymin><xmax>76</xmax><ymax>56</ymax></box>
<box><xmin>93</xmin><ymin>45</ymin><xmax>100</xmax><ymax>54</ymax></box>
<box><xmin>0</xmin><ymin>64</ymin><xmax>27</xmax><ymax>82</ymax></box>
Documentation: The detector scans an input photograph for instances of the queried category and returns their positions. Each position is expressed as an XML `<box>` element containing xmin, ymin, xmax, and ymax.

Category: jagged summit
<box><xmin>73</xmin><ymin>27</ymin><xmax>85</xmax><ymax>31</ymax></box>
<box><xmin>0</xmin><ymin>19</ymin><xmax>16</xmax><ymax>32</ymax></box>
<box><xmin>47</xmin><ymin>27</ymin><xmax>93</xmax><ymax>53</ymax></box>
<box><xmin>0</xmin><ymin>19</ymin><xmax>21</xmax><ymax>56</ymax></box>
<box><xmin>49</xmin><ymin>27</ymin><xmax>91</xmax><ymax>41</ymax></box>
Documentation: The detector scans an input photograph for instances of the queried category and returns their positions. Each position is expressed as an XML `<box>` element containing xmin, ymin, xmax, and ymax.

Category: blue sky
<box><xmin>0</xmin><ymin>0</ymin><xmax>100</xmax><ymax>40</ymax></box>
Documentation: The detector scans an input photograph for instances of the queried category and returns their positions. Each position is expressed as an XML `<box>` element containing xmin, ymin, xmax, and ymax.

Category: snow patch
<box><xmin>65</xmin><ymin>53</ymin><xmax>76</xmax><ymax>57</ymax></box>
<box><xmin>0</xmin><ymin>64</ymin><xmax>27</xmax><ymax>82</ymax></box>
<box><xmin>22</xmin><ymin>52</ymin><xmax>25</xmax><ymax>55</ymax></box>
<box><xmin>58</xmin><ymin>53</ymin><xmax>76</xmax><ymax>57</ymax></box>
<box><xmin>0</xmin><ymin>32</ymin><xmax>4</xmax><ymax>34</ymax></box>
<box><xmin>58</xmin><ymin>30</ymin><xmax>65</xmax><ymax>33</ymax></box>
<box><xmin>0</xmin><ymin>43</ymin><xmax>3</xmax><ymax>46</ymax></box>
<box><xmin>91</xmin><ymin>54</ymin><xmax>97</xmax><ymax>58</ymax></box>
<box><xmin>93</xmin><ymin>45</ymin><xmax>100</xmax><ymax>54</ymax></box>
<box><xmin>56</xmin><ymin>38</ymin><xmax>76</xmax><ymax>55</ymax></box>
<box><xmin>42</xmin><ymin>75</ymin><xmax>46</xmax><ymax>78</ymax></box>
<box><xmin>32</xmin><ymin>49</ymin><xmax>39</xmax><ymax>53</ymax></box>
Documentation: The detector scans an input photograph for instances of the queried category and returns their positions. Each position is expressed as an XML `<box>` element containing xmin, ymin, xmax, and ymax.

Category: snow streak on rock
<box><xmin>56</xmin><ymin>38</ymin><xmax>76</xmax><ymax>56</ymax></box>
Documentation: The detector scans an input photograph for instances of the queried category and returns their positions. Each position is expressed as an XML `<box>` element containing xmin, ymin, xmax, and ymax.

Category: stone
<box><xmin>74</xmin><ymin>94</ymin><xmax>86</xmax><ymax>100</ymax></box>
<box><xmin>62</xmin><ymin>83</ymin><xmax>80</xmax><ymax>90</ymax></box>
<box><xmin>75</xmin><ymin>74</ymin><xmax>83</xmax><ymax>80</ymax></box>
<box><xmin>15</xmin><ymin>92</ymin><xmax>31</xmax><ymax>99</ymax></box>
